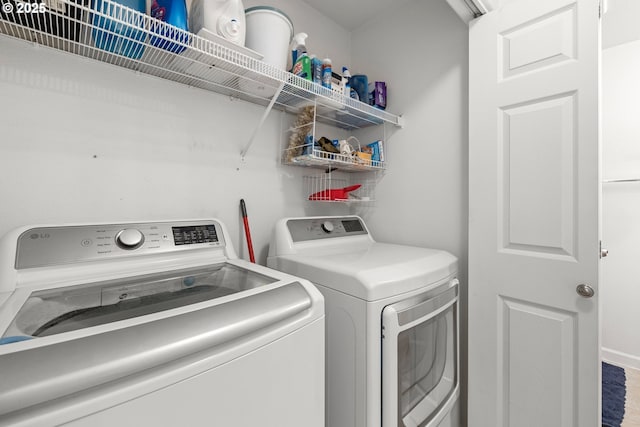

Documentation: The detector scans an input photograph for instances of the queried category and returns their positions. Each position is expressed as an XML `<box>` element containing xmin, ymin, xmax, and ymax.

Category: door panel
<box><xmin>499</xmin><ymin>4</ymin><xmax>577</xmax><ymax>79</ymax></box>
<box><xmin>468</xmin><ymin>0</ymin><xmax>600</xmax><ymax>426</ymax></box>
<box><xmin>498</xmin><ymin>298</ymin><xmax>577</xmax><ymax>426</ymax></box>
<box><xmin>499</xmin><ymin>92</ymin><xmax>577</xmax><ymax>258</ymax></box>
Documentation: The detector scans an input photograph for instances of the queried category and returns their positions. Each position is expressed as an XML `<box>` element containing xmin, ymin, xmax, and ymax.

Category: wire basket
<box><xmin>304</xmin><ymin>173</ymin><xmax>376</xmax><ymax>203</ymax></box>
<box><xmin>285</xmin><ymin>133</ymin><xmax>385</xmax><ymax>172</ymax></box>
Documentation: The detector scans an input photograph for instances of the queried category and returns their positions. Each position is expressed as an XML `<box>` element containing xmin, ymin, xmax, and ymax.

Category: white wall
<box><xmin>602</xmin><ymin>39</ymin><xmax>640</xmax><ymax>370</ymax></box>
<box><xmin>0</xmin><ymin>0</ymin><xmax>469</xmax><ymax>409</ymax></box>
<box><xmin>0</xmin><ymin>0</ymin><xmax>352</xmax><ymax>265</ymax></box>
<box><xmin>350</xmin><ymin>0</ymin><xmax>468</xmax><ymax>265</ymax></box>
<box><xmin>243</xmin><ymin>0</ymin><xmax>352</xmax><ymax>70</ymax></box>
<box><xmin>350</xmin><ymin>0</ymin><xmax>469</xmax><ymax>422</ymax></box>
<box><xmin>0</xmin><ymin>0</ymin><xmax>468</xmax><ymax>267</ymax></box>
<box><xmin>602</xmin><ymin>0</ymin><xmax>640</xmax><ymax>49</ymax></box>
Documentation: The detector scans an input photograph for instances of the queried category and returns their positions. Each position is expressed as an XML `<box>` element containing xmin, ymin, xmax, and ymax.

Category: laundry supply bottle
<box><xmin>350</xmin><ymin>74</ymin><xmax>368</xmax><ymax>102</ymax></box>
<box><xmin>321</xmin><ymin>57</ymin><xmax>332</xmax><ymax>89</ymax></box>
<box><xmin>310</xmin><ymin>55</ymin><xmax>323</xmax><ymax>85</ymax></box>
<box><xmin>294</xmin><ymin>52</ymin><xmax>312</xmax><ymax>80</ymax></box>
<box><xmin>341</xmin><ymin>66</ymin><xmax>352</xmax><ymax>97</ymax></box>
<box><xmin>287</xmin><ymin>32</ymin><xmax>308</xmax><ymax>72</ymax></box>
<box><xmin>189</xmin><ymin>0</ymin><xmax>246</xmax><ymax>46</ymax></box>
<box><xmin>150</xmin><ymin>0</ymin><xmax>189</xmax><ymax>53</ymax></box>
<box><xmin>92</xmin><ymin>0</ymin><xmax>147</xmax><ymax>59</ymax></box>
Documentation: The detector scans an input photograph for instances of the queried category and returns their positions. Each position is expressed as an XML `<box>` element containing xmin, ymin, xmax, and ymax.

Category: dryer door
<box><xmin>381</xmin><ymin>279</ymin><xmax>459</xmax><ymax>427</ymax></box>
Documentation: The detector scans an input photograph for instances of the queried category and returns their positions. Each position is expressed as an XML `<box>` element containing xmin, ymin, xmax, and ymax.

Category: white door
<box><xmin>468</xmin><ymin>0</ymin><xmax>601</xmax><ymax>426</ymax></box>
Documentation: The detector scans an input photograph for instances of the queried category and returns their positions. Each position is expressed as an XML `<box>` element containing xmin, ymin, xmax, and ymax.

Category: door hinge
<box><xmin>599</xmin><ymin>1</ymin><xmax>602</xmax><ymax>18</ymax></box>
<box><xmin>599</xmin><ymin>0</ymin><xmax>608</xmax><ymax>18</ymax></box>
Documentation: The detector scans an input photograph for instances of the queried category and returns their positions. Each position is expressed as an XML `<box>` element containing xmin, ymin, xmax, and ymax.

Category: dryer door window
<box><xmin>381</xmin><ymin>279</ymin><xmax>459</xmax><ymax>427</ymax></box>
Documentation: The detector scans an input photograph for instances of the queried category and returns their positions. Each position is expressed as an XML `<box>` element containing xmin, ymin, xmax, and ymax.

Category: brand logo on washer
<box><xmin>30</xmin><ymin>233</ymin><xmax>50</xmax><ymax>239</ymax></box>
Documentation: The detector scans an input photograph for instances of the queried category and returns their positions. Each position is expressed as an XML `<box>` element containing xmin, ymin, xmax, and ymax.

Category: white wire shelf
<box><xmin>287</xmin><ymin>147</ymin><xmax>385</xmax><ymax>172</ymax></box>
<box><xmin>0</xmin><ymin>0</ymin><xmax>402</xmax><ymax>130</ymax></box>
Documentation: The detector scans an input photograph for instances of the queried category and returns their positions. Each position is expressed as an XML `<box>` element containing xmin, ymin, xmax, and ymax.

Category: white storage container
<box><xmin>244</xmin><ymin>6</ymin><xmax>293</xmax><ymax>70</ymax></box>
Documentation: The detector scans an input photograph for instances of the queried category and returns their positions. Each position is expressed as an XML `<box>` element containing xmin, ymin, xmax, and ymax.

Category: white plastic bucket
<box><xmin>244</xmin><ymin>6</ymin><xmax>294</xmax><ymax>70</ymax></box>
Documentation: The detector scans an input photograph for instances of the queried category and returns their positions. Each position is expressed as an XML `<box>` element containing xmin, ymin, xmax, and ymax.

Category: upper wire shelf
<box><xmin>0</xmin><ymin>0</ymin><xmax>402</xmax><ymax>130</ymax></box>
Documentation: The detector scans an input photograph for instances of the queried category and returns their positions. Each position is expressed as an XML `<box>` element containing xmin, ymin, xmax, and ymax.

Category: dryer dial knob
<box><xmin>115</xmin><ymin>229</ymin><xmax>145</xmax><ymax>249</ymax></box>
<box><xmin>321</xmin><ymin>221</ymin><xmax>335</xmax><ymax>233</ymax></box>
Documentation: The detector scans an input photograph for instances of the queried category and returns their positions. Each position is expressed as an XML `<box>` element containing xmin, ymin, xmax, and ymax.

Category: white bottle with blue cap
<box><xmin>341</xmin><ymin>67</ymin><xmax>352</xmax><ymax>97</ymax></box>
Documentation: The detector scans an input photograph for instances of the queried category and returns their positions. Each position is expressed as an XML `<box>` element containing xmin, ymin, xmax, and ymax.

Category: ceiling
<box><xmin>299</xmin><ymin>0</ymin><xmax>415</xmax><ymax>31</ymax></box>
<box><xmin>299</xmin><ymin>0</ymin><xmax>640</xmax><ymax>49</ymax></box>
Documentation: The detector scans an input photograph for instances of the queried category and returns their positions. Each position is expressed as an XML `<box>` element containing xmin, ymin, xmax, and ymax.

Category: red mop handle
<box><xmin>240</xmin><ymin>199</ymin><xmax>256</xmax><ymax>263</ymax></box>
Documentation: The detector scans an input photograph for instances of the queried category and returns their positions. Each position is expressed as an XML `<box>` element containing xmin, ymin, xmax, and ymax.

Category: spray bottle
<box><xmin>287</xmin><ymin>32</ymin><xmax>308</xmax><ymax>72</ymax></box>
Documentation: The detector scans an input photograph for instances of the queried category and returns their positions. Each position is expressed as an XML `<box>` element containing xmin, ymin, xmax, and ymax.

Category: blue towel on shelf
<box><xmin>602</xmin><ymin>361</ymin><xmax>626</xmax><ymax>427</ymax></box>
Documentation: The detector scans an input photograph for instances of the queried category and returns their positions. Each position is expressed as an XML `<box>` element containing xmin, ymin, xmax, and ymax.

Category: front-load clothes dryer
<box><xmin>268</xmin><ymin>216</ymin><xmax>460</xmax><ymax>427</ymax></box>
<box><xmin>0</xmin><ymin>219</ymin><xmax>324</xmax><ymax>427</ymax></box>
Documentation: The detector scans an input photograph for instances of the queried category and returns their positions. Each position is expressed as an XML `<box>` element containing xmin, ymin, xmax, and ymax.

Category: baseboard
<box><xmin>602</xmin><ymin>347</ymin><xmax>640</xmax><ymax>370</ymax></box>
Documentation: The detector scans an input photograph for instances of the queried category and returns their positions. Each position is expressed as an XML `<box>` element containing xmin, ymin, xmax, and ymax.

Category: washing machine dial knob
<box><xmin>115</xmin><ymin>228</ymin><xmax>145</xmax><ymax>249</ymax></box>
<box><xmin>321</xmin><ymin>221</ymin><xmax>335</xmax><ymax>233</ymax></box>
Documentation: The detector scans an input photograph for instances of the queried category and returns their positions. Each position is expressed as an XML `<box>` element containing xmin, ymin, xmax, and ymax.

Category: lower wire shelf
<box><xmin>304</xmin><ymin>174</ymin><xmax>377</xmax><ymax>203</ymax></box>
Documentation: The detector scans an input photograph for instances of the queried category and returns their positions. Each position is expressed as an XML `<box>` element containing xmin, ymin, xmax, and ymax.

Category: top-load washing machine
<box><xmin>0</xmin><ymin>218</ymin><xmax>324</xmax><ymax>427</ymax></box>
<box><xmin>268</xmin><ymin>216</ymin><xmax>459</xmax><ymax>427</ymax></box>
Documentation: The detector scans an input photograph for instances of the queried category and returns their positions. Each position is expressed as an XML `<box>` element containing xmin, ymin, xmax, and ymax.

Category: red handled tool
<box><xmin>240</xmin><ymin>199</ymin><xmax>256</xmax><ymax>263</ymax></box>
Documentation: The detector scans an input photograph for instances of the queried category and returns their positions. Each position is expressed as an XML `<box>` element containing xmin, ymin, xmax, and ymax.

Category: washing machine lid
<box><xmin>1</xmin><ymin>262</ymin><xmax>281</xmax><ymax>342</ymax></box>
<box><xmin>272</xmin><ymin>242</ymin><xmax>458</xmax><ymax>301</ymax></box>
<box><xmin>0</xmin><ymin>275</ymin><xmax>319</xmax><ymax>417</ymax></box>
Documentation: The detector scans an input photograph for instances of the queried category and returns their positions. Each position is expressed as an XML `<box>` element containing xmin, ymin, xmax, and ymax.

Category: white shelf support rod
<box><xmin>240</xmin><ymin>82</ymin><xmax>286</xmax><ymax>160</ymax></box>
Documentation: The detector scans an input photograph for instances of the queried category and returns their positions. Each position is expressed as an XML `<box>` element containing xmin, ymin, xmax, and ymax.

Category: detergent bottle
<box><xmin>190</xmin><ymin>0</ymin><xmax>246</xmax><ymax>46</ymax></box>
<box><xmin>150</xmin><ymin>0</ymin><xmax>189</xmax><ymax>53</ymax></box>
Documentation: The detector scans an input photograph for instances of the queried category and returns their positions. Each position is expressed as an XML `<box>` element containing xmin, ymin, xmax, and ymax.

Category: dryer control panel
<box><xmin>15</xmin><ymin>220</ymin><xmax>225</xmax><ymax>269</ymax></box>
<box><xmin>287</xmin><ymin>216</ymin><xmax>369</xmax><ymax>242</ymax></box>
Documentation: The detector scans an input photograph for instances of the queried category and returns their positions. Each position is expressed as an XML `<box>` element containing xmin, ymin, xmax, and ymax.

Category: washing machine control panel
<box><xmin>287</xmin><ymin>217</ymin><xmax>368</xmax><ymax>242</ymax></box>
<box><xmin>15</xmin><ymin>220</ymin><xmax>224</xmax><ymax>269</ymax></box>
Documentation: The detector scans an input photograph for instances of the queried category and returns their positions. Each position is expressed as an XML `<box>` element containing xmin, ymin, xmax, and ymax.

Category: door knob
<box><xmin>576</xmin><ymin>284</ymin><xmax>595</xmax><ymax>298</ymax></box>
